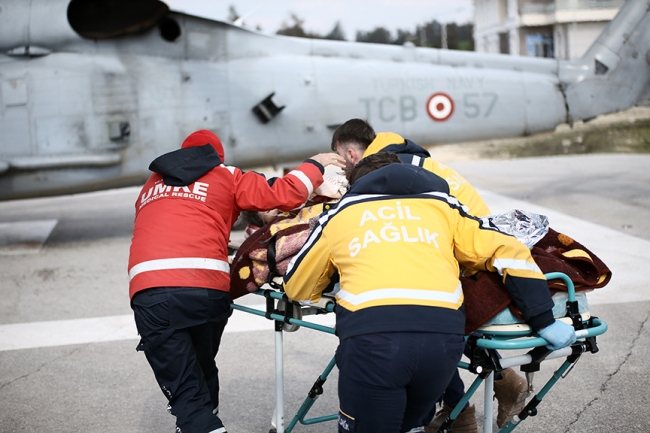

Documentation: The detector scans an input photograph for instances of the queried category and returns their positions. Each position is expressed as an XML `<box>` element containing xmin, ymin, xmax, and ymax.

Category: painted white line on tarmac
<box><xmin>0</xmin><ymin>304</ymin><xmax>336</xmax><ymax>352</ymax></box>
<box><xmin>0</xmin><ymin>314</ymin><xmax>137</xmax><ymax>351</ymax></box>
<box><xmin>0</xmin><ymin>219</ymin><xmax>58</xmax><ymax>255</ymax></box>
<box><xmin>1</xmin><ymin>190</ymin><xmax>648</xmax><ymax>352</ymax></box>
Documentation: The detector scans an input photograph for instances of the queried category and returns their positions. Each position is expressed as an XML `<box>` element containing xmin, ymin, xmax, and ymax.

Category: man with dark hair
<box><xmin>331</xmin><ymin>118</ymin><xmax>490</xmax><ymax>217</ymax></box>
<box><xmin>330</xmin><ymin>118</ymin><xmax>376</xmax><ymax>169</ymax></box>
<box><xmin>283</xmin><ymin>154</ymin><xmax>575</xmax><ymax>433</ymax></box>
<box><xmin>128</xmin><ymin>129</ymin><xmax>344</xmax><ymax>433</ymax></box>
<box><xmin>331</xmin><ymin>119</ymin><xmax>529</xmax><ymax>432</ymax></box>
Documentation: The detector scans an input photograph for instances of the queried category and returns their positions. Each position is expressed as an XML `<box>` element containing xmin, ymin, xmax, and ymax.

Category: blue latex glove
<box><xmin>538</xmin><ymin>320</ymin><xmax>577</xmax><ymax>350</ymax></box>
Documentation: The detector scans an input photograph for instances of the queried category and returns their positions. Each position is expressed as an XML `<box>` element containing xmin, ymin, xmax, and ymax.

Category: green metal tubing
<box><xmin>475</xmin><ymin>318</ymin><xmax>607</xmax><ymax>350</ymax></box>
<box><xmin>448</xmin><ymin>374</ymin><xmax>485</xmax><ymax>420</ymax></box>
<box><xmin>231</xmin><ymin>303</ymin><xmax>336</xmax><ymax>334</ymax></box>
<box><xmin>300</xmin><ymin>414</ymin><xmax>339</xmax><ymax>425</ymax></box>
<box><xmin>499</xmin><ymin>359</ymin><xmax>575</xmax><ymax>433</ymax></box>
<box><xmin>286</xmin><ymin>400</ymin><xmax>317</xmax><ymax>432</ymax></box>
<box><xmin>252</xmin><ymin>288</ymin><xmax>336</xmax><ymax>313</ymax></box>
<box><xmin>535</xmin><ymin>359</ymin><xmax>574</xmax><ymax>399</ymax></box>
<box><xmin>543</xmin><ymin>272</ymin><xmax>576</xmax><ymax>302</ymax></box>
<box><xmin>285</xmin><ymin>356</ymin><xmax>338</xmax><ymax>431</ymax></box>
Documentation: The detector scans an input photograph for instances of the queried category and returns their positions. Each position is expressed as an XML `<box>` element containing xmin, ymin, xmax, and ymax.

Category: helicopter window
<box><xmin>67</xmin><ymin>0</ymin><xmax>168</xmax><ymax>39</ymax></box>
<box><xmin>159</xmin><ymin>17</ymin><xmax>181</xmax><ymax>42</ymax></box>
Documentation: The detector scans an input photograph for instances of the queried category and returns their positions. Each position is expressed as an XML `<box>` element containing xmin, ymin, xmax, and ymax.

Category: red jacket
<box><xmin>128</xmin><ymin>130</ymin><xmax>324</xmax><ymax>299</ymax></box>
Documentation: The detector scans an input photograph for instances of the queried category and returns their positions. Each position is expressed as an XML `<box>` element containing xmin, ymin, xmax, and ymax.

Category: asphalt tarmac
<box><xmin>1</xmin><ymin>153</ymin><xmax>649</xmax><ymax>433</ymax></box>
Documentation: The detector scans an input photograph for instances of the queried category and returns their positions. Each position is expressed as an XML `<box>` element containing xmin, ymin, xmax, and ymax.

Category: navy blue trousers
<box><xmin>336</xmin><ymin>332</ymin><xmax>464</xmax><ymax>433</ymax></box>
<box><xmin>421</xmin><ymin>340</ymin><xmax>504</xmax><ymax>425</ymax></box>
<box><xmin>439</xmin><ymin>342</ymin><xmax>503</xmax><ymax>408</ymax></box>
<box><xmin>132</xmin><ymin>287</ymin><xmax>232</xmax><ymax>433</ymax></box>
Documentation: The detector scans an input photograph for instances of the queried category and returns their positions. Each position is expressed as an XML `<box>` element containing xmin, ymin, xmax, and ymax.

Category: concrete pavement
<box><xmin>1</xmin><ymin>153</ymin><xmax>649</xmax><ymax>432</ymax></box>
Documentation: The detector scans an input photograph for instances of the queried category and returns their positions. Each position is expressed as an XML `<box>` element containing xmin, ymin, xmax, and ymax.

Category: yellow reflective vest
<box><xmin>363</xmin><ymin>132</ymin><xmax>491</xmax><ymax>217</ymax></box>
<box><xmin>284</xmin><ymin>164</ymin><xmax>554</xmax><ymax>339</ymax></box>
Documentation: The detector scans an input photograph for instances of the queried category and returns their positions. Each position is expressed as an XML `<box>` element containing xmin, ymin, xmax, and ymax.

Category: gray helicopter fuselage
<box><xmin>0</xmin><ymin>0</ymin><xmax>648</xmax><ymax>200</ymax></box>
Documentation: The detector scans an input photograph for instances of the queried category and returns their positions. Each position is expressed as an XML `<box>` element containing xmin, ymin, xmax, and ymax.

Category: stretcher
<box><xmin>231</xmin><ymin>272</ymin><xmax>607</xmax><ymax>433</ymax></box>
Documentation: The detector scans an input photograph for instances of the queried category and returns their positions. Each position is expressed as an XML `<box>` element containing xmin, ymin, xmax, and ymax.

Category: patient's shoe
<box><xmin>425</xmin><ymin>403</ymin><xmax>477</xmax><ymax>433</ymax></box>
<box><xmin>494</xmin><ymin>367</ymin><xmax>531</xmax><ymax>428</ymax></box>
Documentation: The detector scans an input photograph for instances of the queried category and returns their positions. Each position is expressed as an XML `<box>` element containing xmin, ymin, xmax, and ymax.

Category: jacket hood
<box><xmin>149</xmin><ymin>143</ymin><xmax>222</xmax><ymax>186</ymax></box>
<box><xmin>181</xmin><ymin>130</ymin><xmax>225</xmax><ymax>161</ymax></box>
<box><xmin>348</xmin><ymin>163</ymin><xmax>449</xmax><ymax>196</ymax></box>
<box><xmin>363</xmin><ymin>132</ymin><xmax>431</xmax><ymax>159</ymax></box>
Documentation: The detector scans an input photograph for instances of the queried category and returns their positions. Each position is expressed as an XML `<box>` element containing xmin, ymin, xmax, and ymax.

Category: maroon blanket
<box><xmin>230</xmin><ymin>223</ymin><xmax>310</xmax><ymax>300</ymax></box>
<box><xmin>231</xmin><ymin>218</ymin><xmax>611</xmax><ymax>333</ymax></box>
<box><xmin>463</xmin><ymin>228</ymin><xmax>611</xmax><ymax>334</ymax></box>
<box><xmin>230</xmin><ymin>205</ymin><xmax>324</xmax><ymax>300</ymax></box>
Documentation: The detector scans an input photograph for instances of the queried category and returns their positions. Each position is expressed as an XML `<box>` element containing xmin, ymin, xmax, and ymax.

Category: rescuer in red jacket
<box><xmin>128</xmin><ymin>130</ymin><xmax>344</xmax><ymax>433</ymax></box>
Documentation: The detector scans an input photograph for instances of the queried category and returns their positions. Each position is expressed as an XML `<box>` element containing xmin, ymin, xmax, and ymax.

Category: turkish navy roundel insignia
<box><xmin>426</xmin><ymin>92</ymin><xmax>454</xmax><ymax>122</ymax></box>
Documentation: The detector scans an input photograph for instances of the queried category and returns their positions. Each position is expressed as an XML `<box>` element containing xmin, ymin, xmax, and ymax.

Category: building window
<box><xmin>499</xmin><ymin>32</ymin><xmax>510</xmax><ymax>54</ymax></box>
<box><xmin>526</xmin><ymin>34</ymin><xmax>554</xmax><ymax>58</ymax></box>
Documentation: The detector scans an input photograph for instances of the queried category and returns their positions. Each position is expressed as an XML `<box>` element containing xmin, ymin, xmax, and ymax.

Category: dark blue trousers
<box><xmin>439</xmin><ymin>342</ymin><xmax>503</xmax><ymax>408</ymax></box>
<box><xmin>336</xmin><ymin>332</ymin><xmax>464</xmax><ymax>433</ymax></box>
<box><xmin>132</xmin><ymin>287</ymin><xmax>232</xmax><ymax>433</ymax></box>
<box><xmin>421</xmin><ymin>340</ymin><xmax>504</xmax><ymax>426</ymax></box>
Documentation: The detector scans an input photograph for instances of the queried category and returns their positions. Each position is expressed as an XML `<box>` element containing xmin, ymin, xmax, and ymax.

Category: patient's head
<box><xmin>348</xmin><ymin>152</ymin><xmax>401</xmax><ymax>185</ymax></box>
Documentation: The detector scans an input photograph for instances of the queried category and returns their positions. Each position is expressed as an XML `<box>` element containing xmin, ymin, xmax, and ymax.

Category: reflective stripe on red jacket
<box><xmin>128</xmin><ymin>138</ymin><xmax>324</xmax><ymax>299</ymax></box>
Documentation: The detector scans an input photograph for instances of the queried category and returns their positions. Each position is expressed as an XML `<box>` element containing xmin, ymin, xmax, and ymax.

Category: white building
<box><xmin>473</xmin><ymin>0</ymin><xmax>624</xmax><ymax>59</ymax></box>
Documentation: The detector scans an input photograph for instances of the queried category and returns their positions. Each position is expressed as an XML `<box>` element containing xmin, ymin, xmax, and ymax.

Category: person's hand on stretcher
<box><xmin>538</xmin><ymin>320</ymin><xmax>577</xmax><ymax>350</ymax></box>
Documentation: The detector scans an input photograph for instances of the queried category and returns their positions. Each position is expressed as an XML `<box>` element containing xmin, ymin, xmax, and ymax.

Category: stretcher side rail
<box><xmin>233</xmin><ymin>288</ymin><xmax>336</xmax><ymax>335</ymax></box>
<box><xmin>472</xmin><ymin>318</ymin><xmax>607</xmax><ymax>350</ymax></box>
<box><xmin>474</xmin><ymin>272</ymin><xmax>607</xmax><ymax>349</ymax></box>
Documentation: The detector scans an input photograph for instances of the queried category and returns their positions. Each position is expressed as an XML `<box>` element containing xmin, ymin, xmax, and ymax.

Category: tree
<box><xmin>354</xmin><ymin>19</ymin><xmax>474</xmax><ymax>51</ymax></box>
<box><xmin>456</xmin><ymin>23</ymin><xmax>475</xmax><ymax>51</ymax></box>
<box><xmin>394</xmin><ymin>29</ymin><xmax>418</xmax><ymax>46</ymax></box>
<box><xmin>277</xmin><ymin>14</ymin><xmax>306</xmax><ymax>37</ymax></box>
<box><xmin>419</xmin><ymin>20</ymin><xmax>443</xmax><ymax>48</ymax></box>
<box><xmin>227</xmin><ymin>5</ymin><xmax>240</xmax><ymax>23</ymax></box>
<box><xmin>276</xmin><ymin>14</ymin><xmax>320</xmax><ymax>38</ymax></box>
<box><xmin>272</xmin><ymin>14</ymin><xmax>474</xmax><ymax>50</ymax></box>
<box><xmin>324</xmin><ymin>21</ymin><xmax>346</xmax><ymax>41</ymax></box>
<box><xmin>356</xmin><ymin>27</ymin><xmax>392</xmax><ymax>44</ymax></box>
<box><xmin>446</xmin><ymin>23</ymin><xmax>459</xmax><ymax>50</ymax></box>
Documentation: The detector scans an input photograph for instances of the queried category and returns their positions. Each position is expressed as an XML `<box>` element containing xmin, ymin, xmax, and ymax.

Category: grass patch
<box><xmin>479</xmin><ymin>118</ymin><xmax>650</xmax><ymax>159</ymax></box>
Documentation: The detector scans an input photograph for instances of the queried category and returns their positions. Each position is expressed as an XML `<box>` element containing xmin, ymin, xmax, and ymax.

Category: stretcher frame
<box><xmin>231</xmin><ymin>272</ymin><xmax>607</xmax><ymax>433</ymax></box>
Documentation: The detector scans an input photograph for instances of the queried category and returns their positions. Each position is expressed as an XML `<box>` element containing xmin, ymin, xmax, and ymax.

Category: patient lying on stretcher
<box><xmin>229</xmin><ymin>178</ymin><xmax>611</xmax><ymax>333</ymax></box>
<box><xmin>229</xmin><ymin>163</ymin><xmax>611</xmax><ymax>433</ymax></box>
